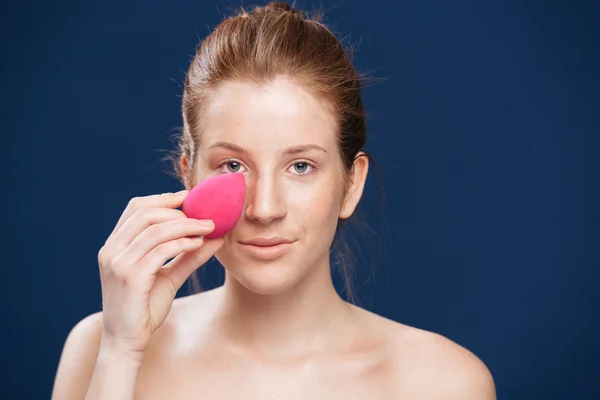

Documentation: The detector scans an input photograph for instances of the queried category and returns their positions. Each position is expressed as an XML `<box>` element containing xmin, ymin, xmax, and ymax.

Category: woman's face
<box><xmin>190</xmin><ymin>78</ymin><xmax>366</xmax><ymax>295</ymax></box>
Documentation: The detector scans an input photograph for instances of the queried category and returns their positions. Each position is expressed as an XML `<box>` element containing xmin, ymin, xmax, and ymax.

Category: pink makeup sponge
<box><xmin>182</xmin><ymin>173</ymin><xmax>246</xmax><ymax>238</ymax></box>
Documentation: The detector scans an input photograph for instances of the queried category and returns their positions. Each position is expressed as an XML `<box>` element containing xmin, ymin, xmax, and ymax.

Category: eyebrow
<box><xmin>208</xmin><ymin>141</ymin><xmax>328</xmax><ymax>156</ymax></box>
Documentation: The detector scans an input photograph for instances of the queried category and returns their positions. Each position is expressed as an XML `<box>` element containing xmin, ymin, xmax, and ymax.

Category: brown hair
<box><xmin>168</xmin><ymin>1</ymin><xmax>384</xmax><ymax>304</ymax></box>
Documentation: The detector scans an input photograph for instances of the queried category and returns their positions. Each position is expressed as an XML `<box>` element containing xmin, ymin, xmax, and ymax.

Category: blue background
<box><xmin>2</xmin><ymin>0</ymin><xmax>599</xmax><ymax>398</ymax></box>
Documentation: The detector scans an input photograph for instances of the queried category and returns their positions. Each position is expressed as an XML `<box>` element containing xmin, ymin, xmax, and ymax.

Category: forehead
<box><xmin>200</xmin><ymin>78</ymin><xmax>338</xmax><ymax>151</ymax></box>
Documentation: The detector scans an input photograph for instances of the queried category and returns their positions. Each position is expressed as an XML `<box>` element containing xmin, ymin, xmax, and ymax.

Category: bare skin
<box><xmin>54</xmin><ymin>291</ymin><xmax>495</xmax><ymax>399</ymax></box>
<box><xmin>52</xmin><ymin>79</ymin><xmax>495</xmax><ymax>399</ymax></box>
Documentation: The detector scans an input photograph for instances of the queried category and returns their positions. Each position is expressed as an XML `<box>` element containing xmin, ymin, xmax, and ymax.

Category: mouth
<box><xmin>238</xmin><ymin>238</ymin><xmax>296</xmax><ymax>260</ymax></box>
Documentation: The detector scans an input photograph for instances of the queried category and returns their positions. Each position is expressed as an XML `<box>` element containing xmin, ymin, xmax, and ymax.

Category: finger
<box><xmin>137</xmin><ymin>236</ymin><xmax>207</xmax><ymax>277</ymax></box>
<box><xmin>105</xmin><ymin>207</ymin><xmax>188</xmax><ymax>257</ymax></box>
<box><xmin>112</xmin><ymin>219</ymin><xmax>215</xmax><ymax>271</ymax></box>
<box><xmin>162</xmin><ymin>238</ymin><xmax>225</xmax><ymax>291</ymax></box>
<box><xmin>108</xmin><ymin>190</ymin><xmax>188</xmax><ymax>241</ymax></box>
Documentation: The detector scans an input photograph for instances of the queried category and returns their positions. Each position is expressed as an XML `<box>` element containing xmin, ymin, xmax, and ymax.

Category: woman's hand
<box><xmin>96</xmin><ymin>190</ymin><xmax>223</xmax><ymax>358</ymax></box>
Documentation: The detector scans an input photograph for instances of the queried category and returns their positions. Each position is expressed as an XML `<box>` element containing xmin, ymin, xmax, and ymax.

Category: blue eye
<box><xmin>216</xmin><ymin>159</ymin><xmax>246</xmax><ymax>174</ymax></box>
<box><xmin>226</xmin><ymin>161</ymin><xmax>242</xmax><ymax>173</ymax></box>
<box><xmin>290</xmin><ymin>161</ymin><xmax>314</xmax><ymax>175</ymax></box>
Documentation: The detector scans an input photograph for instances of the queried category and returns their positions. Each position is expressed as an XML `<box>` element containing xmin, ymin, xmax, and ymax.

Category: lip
<box><xmin>240</xmin><ymin>237</ymin><xmax>294</xmax><ymax>247</ymax></box>
<box><xmin>238</xmin><ymin>237</ymin><xmax>295</xmax><ymax>260</ymax></box>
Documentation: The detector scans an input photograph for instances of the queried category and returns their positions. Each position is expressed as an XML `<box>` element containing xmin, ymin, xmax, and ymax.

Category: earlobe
<box><xmin>339</xmin><ymin>152</ymin><xmax>369</xmax><ymax>219</ymax></box>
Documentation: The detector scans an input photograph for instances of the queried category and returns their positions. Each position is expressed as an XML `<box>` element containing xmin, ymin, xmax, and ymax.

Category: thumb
<box><xmin>164</xmin><ymin>237</ymin><xmax>225</xmax><ymax>291</ymax></box>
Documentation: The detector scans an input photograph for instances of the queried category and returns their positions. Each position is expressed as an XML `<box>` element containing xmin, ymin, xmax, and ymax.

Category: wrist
<box><xmin>87</xmin><ymin>342</ymin><xmax>144</xmax><ymax>400</ymax></box>
<box><xmin>98</xmin><ymin>339</ymin><xmax>146</xmax><ymax>365</ymax></box>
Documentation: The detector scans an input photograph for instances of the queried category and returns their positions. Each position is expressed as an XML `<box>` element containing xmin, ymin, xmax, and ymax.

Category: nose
<box><xmin>244</xmin><ymin>173</ymin><xmax>287</xmax><ymax>225</ymax></box>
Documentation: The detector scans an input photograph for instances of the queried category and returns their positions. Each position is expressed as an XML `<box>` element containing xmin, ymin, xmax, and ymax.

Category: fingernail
<box><xmin>176</xmin><ymin>190</ymin><xmax>188</xmax><ymax>195</ymax></box>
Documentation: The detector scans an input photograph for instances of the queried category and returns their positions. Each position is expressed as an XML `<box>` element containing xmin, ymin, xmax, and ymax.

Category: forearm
<box><xmin>86</xmin><ymin>344</ymin><xmax>143</xmax><ymax>400</ymax></box>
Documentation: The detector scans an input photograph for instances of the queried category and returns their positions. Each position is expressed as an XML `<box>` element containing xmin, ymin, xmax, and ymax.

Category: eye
<box><xmin>289</xmin><ymin>161</ymin><xmax>315</xmax><ymax>175</ymax></box>
<box><xmin>216</xmin><ymin>159</ymin><xmax>316</xmax><ymax>175</ymax></box>
<box><xmin>217</xmin><ymin>159</ymin><xmax>246</xmax><ymax>174</ymax></box>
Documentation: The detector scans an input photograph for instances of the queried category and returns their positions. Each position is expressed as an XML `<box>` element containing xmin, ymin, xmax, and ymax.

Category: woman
<box><xmin>52</xmin><ymin>3</ymin><xmax>496</xmax><ymax>399</ymax></box>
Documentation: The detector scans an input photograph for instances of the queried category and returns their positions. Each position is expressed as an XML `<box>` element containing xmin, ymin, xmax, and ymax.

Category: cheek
<box><xmin>191</xmin><ymin>162</ymin><xmax>213</xmax><ymax>183</ymax></box>
<box><xmin>284</xmin><ymin>175</ymin><xmax>344</xmax><ymax>228</ymax></box>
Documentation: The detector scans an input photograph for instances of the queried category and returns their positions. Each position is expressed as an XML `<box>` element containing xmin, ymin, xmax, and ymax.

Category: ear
<box><xmin>339</xmin><ymin>151</ymin><xmax>369</xmax><ymax>219</ymax></box>
<box><xmin>180</xmin><ymin>155</ymin><xmax>191</xmax><ymax>189</ymax></box>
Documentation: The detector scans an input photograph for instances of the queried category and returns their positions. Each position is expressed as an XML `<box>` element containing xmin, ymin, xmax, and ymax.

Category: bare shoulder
<box><xmin>51</xmin><ymin>293</ymin><xmax>206</xmax><ymax>399</ymax></box>
<box><xmin>353</xmin><ymin>306</ymin><xmax>496</xmax><ymax>399</ymax></box>
<box><xmin>395</xmin><ymin>325</ymin><xmax>496</xmax><ymax>399</ymax></box>
<box><xmin>51</xmin><ymin>311</ymin><xmax>104</xmax><ymax>399</ymax></box>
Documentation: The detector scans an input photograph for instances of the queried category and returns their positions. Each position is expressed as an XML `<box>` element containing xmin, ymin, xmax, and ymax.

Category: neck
<box><xmin>211</xmin><ymin>258</ymin><xmax>352</xmax><ymax>359</ymax></box>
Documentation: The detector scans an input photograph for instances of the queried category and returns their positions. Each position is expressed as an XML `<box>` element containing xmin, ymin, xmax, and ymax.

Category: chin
<box><xmin>233</xmin><ymin>265</ymin><xmax>303</xmax><ymax>295</ymax></box>
<box><xmin>214</xmin><ymin>243</ymin><xmax>308</xmax><ymax>296</ymax></box>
